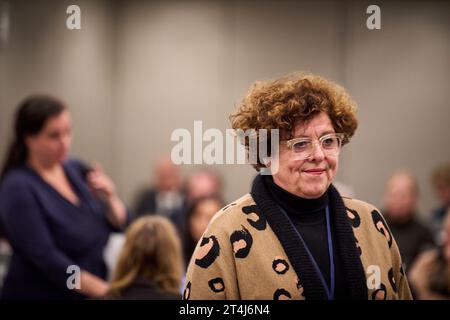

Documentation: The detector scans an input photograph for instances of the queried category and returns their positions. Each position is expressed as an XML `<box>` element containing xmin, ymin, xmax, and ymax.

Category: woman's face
<box><xmin>26</xmin><ymin>110</ymin><xmax>72</xmax><ymax>165</ymax></box>
<box><xmin>190</xmin><ymin>199</ymin><xmax>222</xmax><ymax>241</ymax></box>
<box><xmin>271</xmin><ymin>112</ymin><xmax>339</xmax><ymax>199</ymax></box>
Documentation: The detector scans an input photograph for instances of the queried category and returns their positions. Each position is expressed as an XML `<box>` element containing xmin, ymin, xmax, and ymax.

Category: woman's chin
<box><xmin>301</xmin><ymin>180</ymin><xmax>332</xmax><ymax>197</ymax></box>
<box><xmin>300</xmin><ymin>188</ymin><xmax>327</xmax><ymax>199</ymax></box>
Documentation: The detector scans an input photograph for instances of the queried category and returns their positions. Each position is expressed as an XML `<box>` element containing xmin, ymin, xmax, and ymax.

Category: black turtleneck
<box><xmin>263</xmin><ymin>175</ymin><xmax>348</xmax><ymax>299</ymax></box>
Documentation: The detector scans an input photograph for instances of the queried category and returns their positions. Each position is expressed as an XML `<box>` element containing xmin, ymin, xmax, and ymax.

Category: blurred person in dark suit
<box><xmin>133</xmin><ymin>156</ymin><xmax>184</xmax><ymax>225</ymax></box>
<box><xmin>383</xmin><ymin>170</ymin><xmax>434</xmax><ymax>271</ymax></box>
<box><xmin>185</xmin><ymin>169</ymin><xmax>222</xmax><ymax>204</ymax></box>
<box><xmin>0</xmin><ymin>95</ymin><xmax>128</xmax><ymax>299</ymax></box>
<box><xmin>106</xmin><ymin>216</ymin><xmax>182</xmax><ymax>300</ymax></box>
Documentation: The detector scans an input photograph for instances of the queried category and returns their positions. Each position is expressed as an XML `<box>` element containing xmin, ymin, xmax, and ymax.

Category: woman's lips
<box><xmin>303</xmin><ymin>169</ymin><xmax>326</xmax><ymax>175</ymax></box>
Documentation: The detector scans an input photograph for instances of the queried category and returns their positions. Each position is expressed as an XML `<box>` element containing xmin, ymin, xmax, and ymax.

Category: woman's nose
<box><xmin>308</xmin><ymin>141</ymin><xmax>325</xmax><ymax>161</ymax></box>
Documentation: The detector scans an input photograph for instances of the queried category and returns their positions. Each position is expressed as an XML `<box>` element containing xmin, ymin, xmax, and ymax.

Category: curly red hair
<box><xmin>230</xmin><ymin>72</ymin><xmax>358</xmax><ymax>171</ymax></box>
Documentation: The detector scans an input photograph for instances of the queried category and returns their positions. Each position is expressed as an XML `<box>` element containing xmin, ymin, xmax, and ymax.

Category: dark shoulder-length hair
<box><xmin>183</xmin><ymin>195</ymin><xmax>224</xmax><ymax>266</ymax></box>
<box><xmin>0</xmin><ymin>95</ymin><xmax>66</xmax><ymax>181</ymax></box>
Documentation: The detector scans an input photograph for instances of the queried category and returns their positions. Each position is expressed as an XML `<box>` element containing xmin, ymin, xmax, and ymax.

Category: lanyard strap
<box><xmin>278</xmin><ymin>205</ymin><xmax>335</xmax><ymax>300</ymax></box>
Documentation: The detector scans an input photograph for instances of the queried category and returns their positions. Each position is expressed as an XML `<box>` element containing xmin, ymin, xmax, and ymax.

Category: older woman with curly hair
<box><xmin>184</xmin><ymin>73</ymin><xmax>412</xmax><ymax>300</ymax></box>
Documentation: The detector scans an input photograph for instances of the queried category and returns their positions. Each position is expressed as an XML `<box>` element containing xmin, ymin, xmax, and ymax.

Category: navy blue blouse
<box><xmin>0</xmin><ymin>159</ymin><xmax>122</xmax><ymax>299</ymax></box>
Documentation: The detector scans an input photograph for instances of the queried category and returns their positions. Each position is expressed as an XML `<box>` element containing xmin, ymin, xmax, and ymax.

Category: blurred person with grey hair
<box><xmin>383</xmin><ymin>170</ymin><xmax>434</xmax><ymax>271</ymax></box>
<box><xmin>185</xmin><ymin>169</ymin><xmax>223</xmax><ymax>204</ymax></box>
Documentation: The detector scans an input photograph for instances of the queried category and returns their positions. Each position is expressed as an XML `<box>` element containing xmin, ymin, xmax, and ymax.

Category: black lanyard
<box><xmin>278</xmin><ymin>205</ymin><xmax>335</xmax><ymax>300</ymax></box>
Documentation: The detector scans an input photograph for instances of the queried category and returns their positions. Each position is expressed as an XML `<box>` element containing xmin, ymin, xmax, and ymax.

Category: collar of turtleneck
<box><xmin>263</xmin><ymin>175</ymin><xmax>329</xmax><ymax>222</ymax></box>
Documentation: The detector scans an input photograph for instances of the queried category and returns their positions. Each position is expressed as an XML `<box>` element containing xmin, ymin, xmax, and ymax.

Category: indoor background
<box><xmin>0</xmin><ymin>0</ymin><xmax>449</xmax><ymax>217</ymax></box>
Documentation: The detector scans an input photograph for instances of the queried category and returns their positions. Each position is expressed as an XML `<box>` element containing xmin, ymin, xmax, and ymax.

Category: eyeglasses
<box><xmin>283</xmin><ymin>133</ymin><xmax>344</xmax><ymax>160</ymax></box>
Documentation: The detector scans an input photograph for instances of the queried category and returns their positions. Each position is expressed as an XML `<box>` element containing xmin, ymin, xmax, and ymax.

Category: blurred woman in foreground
<box><xmin>107</xmin><ymin>216</ymin><xmax>183</xmax><ymax>300</ymax></box>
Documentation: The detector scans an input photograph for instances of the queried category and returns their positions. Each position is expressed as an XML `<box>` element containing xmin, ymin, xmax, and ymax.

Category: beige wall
<box><xmin>343</xmin><ymin>0</ymin><xmax>450</xmax><ymax>216</ymax></box>
<box><xmin>0</xmin><ymin>0</ymin><xmax>115</xmax><ymax>173</ymax></box>
<box><xmin>112</xmin><ymin>0</ymin><xmax>347</xmax><ymax>206</ymax></box>
<box><xmin>1</xmin><ymin>0</ymin><xmax>449</xmax><ymax>217</ymax></box>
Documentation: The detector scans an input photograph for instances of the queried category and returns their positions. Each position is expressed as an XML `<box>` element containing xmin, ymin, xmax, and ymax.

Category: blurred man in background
<box><xmin>133</xmin><ymin>156</ymin><xmax>185</xmax><ymax>226</ymax></box>
<box><xmin>184</xmin><ymin>169</ymin><xmax>222</xmax><ymax>204</ymax></box>
<box><xmin>383</xmin><ymin>170</ymin><xmax>434</xmax><ymax>271</ymax></box>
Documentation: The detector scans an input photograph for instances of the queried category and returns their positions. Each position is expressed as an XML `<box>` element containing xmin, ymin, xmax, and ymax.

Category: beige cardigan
<box><xmin>184</xmin><ymin>187</ymin><xmax>412</xmax><ymax>300</ymax></box>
